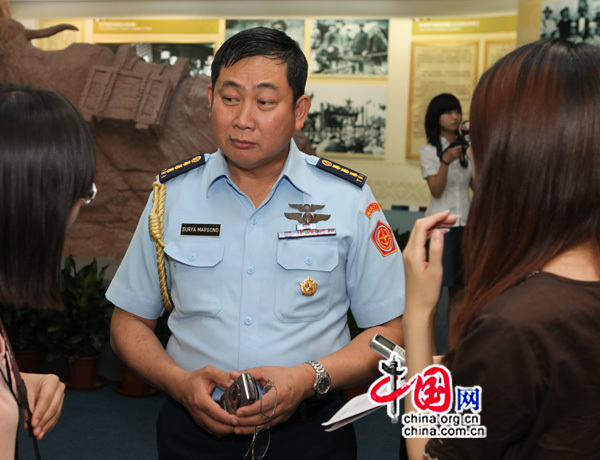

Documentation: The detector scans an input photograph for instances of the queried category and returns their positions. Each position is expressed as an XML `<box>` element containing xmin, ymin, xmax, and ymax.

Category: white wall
<box><xmin>10</xmin><ymin>0</ymin><xmax>517</xmax><ymax>209</ymax></box>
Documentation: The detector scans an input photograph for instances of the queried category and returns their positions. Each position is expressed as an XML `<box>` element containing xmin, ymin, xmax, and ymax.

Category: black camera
<box><xmin>448</xmin><ymin>136</ymin><xmax>469</xmax><ymax>168</ymax></box>
<box><xmin>220</xmin><ymin>373</ymin><xmax>259</xmax><ymax>414</ymax></box>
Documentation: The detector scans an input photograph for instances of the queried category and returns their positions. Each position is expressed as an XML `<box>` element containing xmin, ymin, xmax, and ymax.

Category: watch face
<box><xmin>317</xmin><ymin>377</ymin><xmax>331</xmax><ymax>394</ymax></box>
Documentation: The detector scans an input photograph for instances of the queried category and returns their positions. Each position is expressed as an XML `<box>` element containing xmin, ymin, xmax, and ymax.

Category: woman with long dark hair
<box><xmin>403</xmin><ymin>40</ymin><xmax>600</xmax><ymax>459</ymax></box>
<box><xmin>419</xmin><ymin>93</ymin><xmax>472</xmax><ymax>322</ymax></box>
<box><xmin>0</xmin><ymin>85</ymin><xmax>96</xmax><ymax>457</ymax></box>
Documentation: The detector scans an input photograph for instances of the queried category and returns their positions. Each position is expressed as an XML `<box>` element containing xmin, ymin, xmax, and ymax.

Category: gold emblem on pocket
<box><xmin>300</xmin><ymin>277</ymin><xmax>318</xmax><ymax>296</ymax></box>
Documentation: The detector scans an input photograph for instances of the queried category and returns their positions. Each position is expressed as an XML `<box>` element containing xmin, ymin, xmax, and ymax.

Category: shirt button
<box><xmin>244</xmin><ymin>316</ymin><xmax>253</xmax><ymax>326</ymax></box>
<box><xmin>250</xmin><ymin>217</ymin><xmax>258</xmax><ymax>225</ymax></box>
<box><xmin>305</xmin><ymin>257</ymin><xmax>313</xmax><ymax>265</ymax></box>
<box><xmin>188</xmin><ymin>254</ymin><xmax>196</xmax><ymax>262</ymax></box>
<box><xmin>247</xmin><ymin>267</ymin><xmax>255</xmax><ymax>275</ymax></box>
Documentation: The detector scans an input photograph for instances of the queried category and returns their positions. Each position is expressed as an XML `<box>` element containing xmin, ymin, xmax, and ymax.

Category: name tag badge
<box><xmin>180</xmin><ymin>223</ymin><xmax>221</xmax><ymax>237</ymax></box>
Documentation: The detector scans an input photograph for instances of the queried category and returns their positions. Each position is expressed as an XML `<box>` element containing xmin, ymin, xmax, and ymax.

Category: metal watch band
<box><xmin>307</xmin><ymin>359</ymin><xmax>326</xmax><ymax>376</ymax></box>
<box><xmin>306</xmin><ymin>360</ymin><xmax>331</xmax><ymax>399</ymax></box>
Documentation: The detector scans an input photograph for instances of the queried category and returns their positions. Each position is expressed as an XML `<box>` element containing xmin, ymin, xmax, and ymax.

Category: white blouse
<box><xmin>419</xmin><ymin>136</ymin><xmax>472</xmax><ymax>226</ymax></box>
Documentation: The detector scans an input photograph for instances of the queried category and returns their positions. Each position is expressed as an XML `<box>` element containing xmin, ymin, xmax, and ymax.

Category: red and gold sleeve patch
<box><xmin>365</xmin><ymin>202</ymin><xmax>381</xmax><ymax>218</ymax></box>
<box><xmin>371</xmin><ymin>220</ymin><xmax>398</xmax><ymax>257</ymax></box>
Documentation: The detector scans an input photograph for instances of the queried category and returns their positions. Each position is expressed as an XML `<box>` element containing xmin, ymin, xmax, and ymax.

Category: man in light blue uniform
<box><xmin>108</xmin><ymin>27</ymin><xmax>404</xmax><ymax>460</ymax></box>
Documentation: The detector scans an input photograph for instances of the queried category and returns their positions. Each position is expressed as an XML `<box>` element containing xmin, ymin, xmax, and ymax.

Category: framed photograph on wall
<box><xmin>98</xmin><ymin>42</ymin><xmax>215</xmax><ymax>77</ymax></box>
<box><xmin>225</xmin><ymin>19</ymin><xmax>306</xmax><ymax>52</ymax></box>
<box><xmin>406</xmin><ymin>41</ymin><xmax>479</xmax><ymax>161</ymax></box>
<box><xmin>484</xmin><ymin>39</ymin><xmax>516</xmax><ymax>70</ymax></box>
<box><xmin>309</xmin><ymin>19</ymin><xmax>389</xmax><ymax>76</ymax></box>
<box><xmin>304</xmin><ymin>83</ymin><xmax>387</xmax><ymax>156</ymax></box>
<box><xmin>540</xmin><ymin>0</ymin><xmax>600</xmax><ymax>45</ymax></box>
<box><xmin>92</xmin><ymin>19</ymin><xmax>220</xmax><ymax>78</ymax></box>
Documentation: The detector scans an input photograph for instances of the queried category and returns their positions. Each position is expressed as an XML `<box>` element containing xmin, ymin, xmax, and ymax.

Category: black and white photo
<box><xmin>99</xmin><ymin>42</ymin><xmax>215</xmax><ymax>77</ymax></box>
<box><xmin>310</xmin><ymin>19</ymin><xmax>389</xmax><ymax>75</ymax></box>
<box><xmin>225</xmin><ymin>19</ymin><xmax>305</xmax><ymax>52</ymax></box>
<box><xmin>540</xmin><ymin>0</ymin><xmax>600</xmax><ymax>45</ymax></box>
<box><xmin>304</xmin><ymin>84</ymin><xmax>387</xmax><ymax>155</ymax></box>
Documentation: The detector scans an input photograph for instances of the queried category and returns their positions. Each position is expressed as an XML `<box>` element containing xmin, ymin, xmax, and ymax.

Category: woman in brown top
<box><xmin>402</xmin><ymin>39</ymin><xmax>600</xmax><ymax>459</ymax></box>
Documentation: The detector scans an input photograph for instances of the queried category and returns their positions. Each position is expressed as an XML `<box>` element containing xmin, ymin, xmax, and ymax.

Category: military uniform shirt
<box><xmin>106</xmin><ymin>140</ymin><xmax>405</xmax><ymax>386</ymax></box>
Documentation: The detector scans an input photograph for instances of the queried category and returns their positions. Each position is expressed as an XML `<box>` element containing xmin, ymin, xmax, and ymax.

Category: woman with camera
<box><xmin>0</xmin><ymin>85</ymin><xmax>97</xmax><ymax>459</ymax></box>
<box><xmin>403</xmin><ymin>39</ymin><xmax>600</xmax><ymax>459</ymax></box>
<box><xmin>419</xmin><ymin>93</ymin><xmax>472</xmax><ymax>324</ymax></box>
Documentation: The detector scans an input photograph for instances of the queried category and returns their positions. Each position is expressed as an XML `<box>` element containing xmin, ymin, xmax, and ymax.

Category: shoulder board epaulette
<box><xmin>315</xmin><ymin>158</ymin><xmax>367</xmax><ymax>188</ymax></box>
<box><xmin>159</xmin><ymin>154</ymin><xmax>206</xmax><ymax>183</ymax></box>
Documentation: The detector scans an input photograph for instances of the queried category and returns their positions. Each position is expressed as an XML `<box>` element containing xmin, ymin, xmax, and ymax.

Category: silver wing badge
<box><xmin>284</xmin><ymin>203</ymin><xmax>331</xmax><ymax>224</ymax></box>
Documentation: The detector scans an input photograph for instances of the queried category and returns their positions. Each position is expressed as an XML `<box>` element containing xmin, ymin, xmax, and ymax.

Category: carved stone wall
<box><xmin>0</xmin><ymin>17</ymin><xmax>313</xmax><ymax>259</ymax></box>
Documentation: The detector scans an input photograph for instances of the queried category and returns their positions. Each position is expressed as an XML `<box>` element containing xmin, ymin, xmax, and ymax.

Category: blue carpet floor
<box><xmin>17</xmin><ymin>382</ymin><xmax>403</xmax><ymax>459</ymax></box>
<box><xmin>17</xmin><ymin>290</ymin><xmax>449</xmax><ymax>459</ymax></box>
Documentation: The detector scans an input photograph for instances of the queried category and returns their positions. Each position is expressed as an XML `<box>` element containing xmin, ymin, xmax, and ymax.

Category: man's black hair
<box><xmin>211</xmin><ymin>27</ymin><xmax>308</xmax><ymax>103</ymax></box>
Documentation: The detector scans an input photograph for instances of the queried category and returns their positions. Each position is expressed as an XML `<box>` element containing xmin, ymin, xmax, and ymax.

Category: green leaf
<box><xmin>48</xmin><ymin>256</ymin><xmax>112</xmax><ymax>362</ymax></box>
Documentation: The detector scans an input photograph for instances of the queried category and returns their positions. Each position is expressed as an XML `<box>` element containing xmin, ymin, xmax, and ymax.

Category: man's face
<box><xmin>207</xmin><ymin>56</ymin><xmax>310</xmax><ymax>173</ymax></box>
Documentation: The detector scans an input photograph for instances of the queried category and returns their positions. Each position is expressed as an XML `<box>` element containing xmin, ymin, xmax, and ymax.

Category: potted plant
<box><xmin>0</xmin><ymin>303</ymin><xmax>49</xmax><ymax>372</ymax></box>
<box><xmin>47</xmin><ymin>255</ymin><xmax>112</xmax><ymax>389</ymax></box>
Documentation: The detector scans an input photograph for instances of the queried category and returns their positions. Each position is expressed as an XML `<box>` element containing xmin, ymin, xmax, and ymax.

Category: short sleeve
<box><xmin>344</xmin><ymin>185</ymin><xmax>405</xmax><ymax>328</ymax></box>
<box><xmin>105</xmin><ymin>192</ymin><xmax>165</xmax><ymax>320</ymax></box>
<box><xmin>425</xmin><ymin>313</ymin><xmax>543</xmax><ymax>460</ymax></box>
<box><xmin>419</xmin><ymin>144</ymin><xmax>440</xmax><ymax>179</ymax></box>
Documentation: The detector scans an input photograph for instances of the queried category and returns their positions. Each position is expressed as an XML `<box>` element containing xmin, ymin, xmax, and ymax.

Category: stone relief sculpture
<box><xmin>0</xmin><ymin>1</ymin><xmax>314</xmax><ymax>259</ymax></box>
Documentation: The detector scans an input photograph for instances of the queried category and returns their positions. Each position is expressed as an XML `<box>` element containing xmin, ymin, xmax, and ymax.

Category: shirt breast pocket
<box><xmin>275</xmin><ymin>240</ymin><xmax>339</xmax><ymax>322</ymax></box>
<box><xmin>164</xmin><ymin>240</ymin><xmax>225</xmax><ymax>317</ymax></box>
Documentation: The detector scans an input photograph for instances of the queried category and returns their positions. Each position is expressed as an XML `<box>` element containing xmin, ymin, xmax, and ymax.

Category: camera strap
<box><xmin>0</xmin><ymin>319</ymin><xmax>42</xmax><ymax>460</ymax></box>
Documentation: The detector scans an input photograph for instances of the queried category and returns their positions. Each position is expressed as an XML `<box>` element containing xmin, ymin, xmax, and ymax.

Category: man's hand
<box><xmin>111</xmin><ymin>308</ymin><xmax>239</xmax><ymax>437</ymax></box>
<box><xmin>172</xmin><ymin>365</ymin><xmax>237</xmax><ymax>437</ymax></box>
<box><xmin>21</xmin><ymin>373</ymin><xmax>65</xmax><ymax>440</ymax></box>
<box><xmin>227</xmin><ymin>365</ymin><xmax>314</xmax><ymax>435</ymax></box>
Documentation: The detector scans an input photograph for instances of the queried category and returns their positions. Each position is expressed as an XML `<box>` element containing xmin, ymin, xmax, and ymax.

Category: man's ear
<box><xmin>294</xmin><ymin>94</ymin><xmax>311</xmax><ymax>131</ymax></box>
<box><xmin>207</xmin><ymin>84</ymin><xmax>214</xmax><ymax>109</ymax></box>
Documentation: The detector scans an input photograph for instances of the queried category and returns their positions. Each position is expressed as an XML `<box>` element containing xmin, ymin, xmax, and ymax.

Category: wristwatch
<box><xmin>306</xmin><ymin>360</ymin><xmax>331</xmax><ymax>399</ymax></box>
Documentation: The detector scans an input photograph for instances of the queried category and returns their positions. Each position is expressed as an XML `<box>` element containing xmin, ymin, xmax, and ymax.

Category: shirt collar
<box><xmin>279</xmin><ymin>139</ymin><xmax>312</xmax><ymax>196</ymax></box>
<box><xmin>205</xmin><ymin>150</ymin><xmax>230</xmax><ymax>195</ymax></box>
<box><xmin>205</xmin><ymin>139</ymin><xmax>313</xmax><ymax>198</ymax></box>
